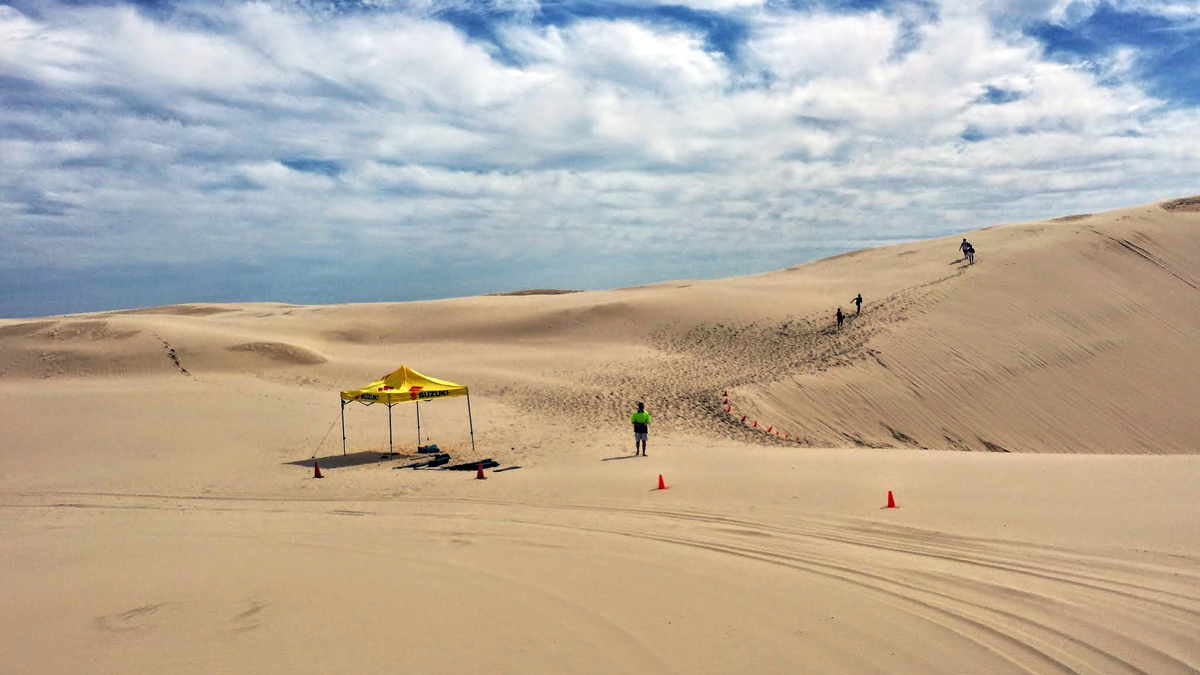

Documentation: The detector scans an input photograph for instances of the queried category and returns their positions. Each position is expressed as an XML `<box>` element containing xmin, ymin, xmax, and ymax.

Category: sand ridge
<box><xmin>224</xmin><ymin>341</ymin><xmax>328</xmax><ymax>366</ymax></box>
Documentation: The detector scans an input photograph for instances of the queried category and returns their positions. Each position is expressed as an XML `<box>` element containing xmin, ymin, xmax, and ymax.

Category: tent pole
<box><xmin>388</xmin><ymin>403</ymin><xmax>393</xmax><ymax>455</ymax></box>
<box><xmin>416</xmin><ymin>402</ymin><xmax>421</xmax><ymax>451</ymax></box>
<box><xmin>466</xmin><ymin>390</ymin><xmax>476</xmax><ymax>454</ymax></box>
<box><xmin>340</xmin><ymin>399</ymin><xmax>347</xmax><ymax>456</ymax></box>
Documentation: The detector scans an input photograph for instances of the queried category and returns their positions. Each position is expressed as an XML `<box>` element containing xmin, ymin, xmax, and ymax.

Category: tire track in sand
<box><xmin>15</xmin><ymin>490</ymin><xmax>1198</xmax><ymax>673</ymax></box>
<box><xmin>418</xmin><ymin>498</ymin><xmax>1199</xmax><ymax>675</ymax></box>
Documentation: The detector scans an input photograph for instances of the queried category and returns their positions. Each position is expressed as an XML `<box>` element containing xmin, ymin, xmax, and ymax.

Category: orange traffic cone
<box><xmin>723</xmin><ymin>398</ymin><xmax>729</xmax><ymax>404</ymax></box>
<box><xmin>656</xmin><ymin>474</ymin><xmax>668</xmax><ymax>490</ymax></box>
<box><xmin>313</xmin><ymin>461</ymin><xmax>323</xmax><ymax>479</ymax></box>
<box><xmin>752</xmin><ymin>420</ymin><xmax>758</xmax><ymax>428</ymax></box>
<box><xmin>723</xmin><ymin>390</ymin><xmax>727</xmax><ymax>397</ymax></box>
<box><xmin>741</xmin><ymin>415</ymin><xmax>746</xmax><ymax>422</ymax></box>
<box><xmin>766</xmin><ymin>426</ymin><xmax>773</xmax><ymax>433</ymax></box>
<box><xmin>476</xmin><ymin>462</ymin><xmax>487</xmax><ymax>480</ymax></box>
<box><xmin>886</xmin><ymin>491</ymin><xmax>897</xmax><ymax>508</ymax></box>
<box><xmin>726</xmin><ymin>406</ymin><xmax>732</xmax><ymax>413</ymax></box>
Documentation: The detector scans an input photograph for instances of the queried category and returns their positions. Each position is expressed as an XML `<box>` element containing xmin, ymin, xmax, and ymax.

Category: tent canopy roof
<box><xmin>341</xmin><ymin>365</ymin><xmax>467</xmax><ymax>405</ymax></box>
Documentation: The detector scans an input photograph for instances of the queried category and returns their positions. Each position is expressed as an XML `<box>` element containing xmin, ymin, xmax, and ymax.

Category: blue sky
<box><xmin>2</xmin><ymin>0</ymin><xmax>1198</xmax><ymax>317</ymax></box>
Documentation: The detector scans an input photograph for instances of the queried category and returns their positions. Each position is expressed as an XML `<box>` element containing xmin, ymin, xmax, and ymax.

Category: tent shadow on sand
<box><xmin>284</xmin><ymin>451</ymin><xmax>414</xmax><ymax>470</ymax></box>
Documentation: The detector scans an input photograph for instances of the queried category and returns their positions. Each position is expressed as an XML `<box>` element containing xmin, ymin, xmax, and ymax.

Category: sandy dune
<box><xmin>2</xmin><ymin>198</ymin><xmax>1198</xmax><ymax>674</ymax></box>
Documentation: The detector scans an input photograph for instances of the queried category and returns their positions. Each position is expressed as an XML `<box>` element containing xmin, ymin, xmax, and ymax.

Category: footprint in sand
<box><xmin>152</xmin><ymin>333</ymin><xmax>191</xmax><ymax>377</ymax></box>
<box><xmin>95</xmin><ymin>602</ymin><xmax>179</xmax><ymax>632</ymax></box>
<box><xmin>226</xmin><ymin>600</ymin><xmax>268</xmax><ymax>635</ymax></box>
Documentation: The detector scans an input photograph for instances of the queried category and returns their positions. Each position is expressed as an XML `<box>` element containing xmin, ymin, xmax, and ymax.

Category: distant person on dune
<box><xmin>631</xmin><ymin>402</ymin><xmax>651</xmax><ymax>456</ymax></box>
<box><xmin>959</xmin><ymin>238</ymin><xmax>971</xmax><ymax>260</ymax></box>
<box><xmin>966</xmin><ymin>244</ymin><xmax>975</xmax><ymax>265</ymax></box>
<box><xmin>836</xmin><ymin>307</ymin><xmax>844</xmax><ymax>330</ymax></box>
<box><xmin>852</xmin><ymin>294</ymin><xmax>863</xmax><ymax>315</ymax></box>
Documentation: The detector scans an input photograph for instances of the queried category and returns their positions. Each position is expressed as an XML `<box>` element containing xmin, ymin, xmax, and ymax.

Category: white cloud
<box><xmin>1047</xmin><ymin>0</ymin><xmax>1200</xmax><ymax>23</ymax></box>
<box><xmin>557</xmin><ymin>19</ymin><xmax>730</xmax><ymax>92</ymax></box>
<box><xmin>969</xmin><ymin>0</ymin><xmax>1200</xmax><ymax>25</ymax></box>
<box><xmin>744</xmin><ymin>12</ymin><xmax>898</xmax><ymax>85</ymax></box>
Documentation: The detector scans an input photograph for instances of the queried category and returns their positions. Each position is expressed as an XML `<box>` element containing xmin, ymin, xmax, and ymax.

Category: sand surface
<box><xmin>2</xmin><ymin>198</ymin><xmax>1199</xmax><ymax>673</ymax></box>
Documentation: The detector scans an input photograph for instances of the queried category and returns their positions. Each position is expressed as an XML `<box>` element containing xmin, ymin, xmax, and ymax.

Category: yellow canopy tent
<box><xmin>339</xmin><ymin>366</ymin><xmax>475</xmax><ymax>456</ymax></box>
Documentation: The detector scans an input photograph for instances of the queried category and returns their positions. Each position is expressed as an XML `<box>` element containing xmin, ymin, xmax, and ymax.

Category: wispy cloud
<box><xmin>1</xmin><ymin>0</ymin><xmax>1197</xmax><ymax>316</ymax></box>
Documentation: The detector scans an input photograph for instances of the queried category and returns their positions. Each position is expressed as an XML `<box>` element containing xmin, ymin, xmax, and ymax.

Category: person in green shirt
<box><xmin>631</xmin><ymin>402</ymin><xmax>651</xmax><ymax>456</ymax></box>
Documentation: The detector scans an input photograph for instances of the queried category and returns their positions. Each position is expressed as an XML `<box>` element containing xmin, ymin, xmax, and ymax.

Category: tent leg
<box><xmin>416</xmin><ymin>402</ymin><xmax>421</xmax><ymax>451</ymax></box>
<box><xmin>466</xmin><ymin>391</ymin><xmax>476</xmax><ymax>454</ymax></box>
<box><xmin>388</xmin><ymin>403</ymin><xmax>393</xmax><ymax>456</ymax></box>
<box><xmin>340</xmin><ymin>400</ymin><xmax>347</xmax><ymax>456</ymax></box>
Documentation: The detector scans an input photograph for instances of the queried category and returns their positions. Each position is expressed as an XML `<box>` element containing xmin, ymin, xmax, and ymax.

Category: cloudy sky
<box><xmin>2</xmin><ymin>0</ymin><xmax>1198</xmax><ymax>317</ymax></box>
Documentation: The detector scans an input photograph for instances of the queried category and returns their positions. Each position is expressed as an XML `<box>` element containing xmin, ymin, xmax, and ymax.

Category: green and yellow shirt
<box><xmin>631</xmin><ymin>411</ymin><xmax>651</xmax><ymax>434</ymax></box>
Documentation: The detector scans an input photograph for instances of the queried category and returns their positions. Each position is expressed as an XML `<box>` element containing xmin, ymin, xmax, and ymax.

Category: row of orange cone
<box><xmin>317</xmin><ymin>458</ymin><xmax>639</xmax><ymax>486</ymax></box>
<box><xmin>314</xmin><ymin>462</ymin><xmax>897</xmax><ymax>506</ymax></box>
<box><xmin>723</xmin><ymin>390</ymin><xmax>805</xmax><ymax>442</ymax></box>
<box><xmin>654</xmin><ymin>476</ymin><xmax>898</xmax><ymax>506</ymax></box>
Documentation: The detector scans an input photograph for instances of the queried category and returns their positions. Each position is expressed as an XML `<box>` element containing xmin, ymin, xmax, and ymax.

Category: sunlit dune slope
<box><xmin>741</xmin><ymin>201</ymin><xmax>1200</xmax><ymax>453</ymax></box>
